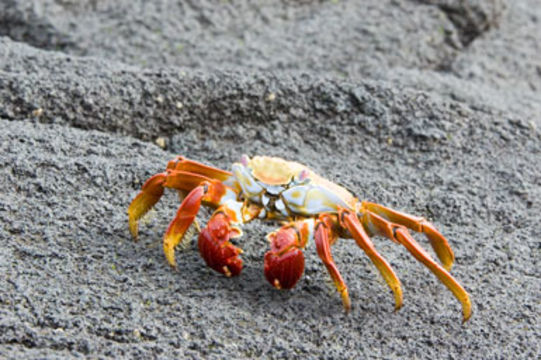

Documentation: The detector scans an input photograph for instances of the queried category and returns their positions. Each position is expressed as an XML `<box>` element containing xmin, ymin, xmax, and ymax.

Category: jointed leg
<box><xmin>128</xmin><ymin>169</ymin><xmax>225</xmax><ymax>240</ymax></box>
<box><xmin>166</xmin><ymin>156</ymin><xmax>232</xmax><ymax>182</ymax></box>
<box><xmin>363</xmin><ymin>210</ymin><xmax>472</xmax><ymax>322</ymax></box>
<box><xmin>128</xmin><ymin>157</ymin><xmax>254</xmax><ymax>277</ymax></box>
<box><xmin>362</xmin><ymin>201</ymin><xmax>454</xmax><ymax>271</ymax></box>
<box><xmin>162</xmin><ymin>180</ymin><xmax>227</xmax><ymax>268</ymax></box>
<box><xmin>314</xmin><ymin>216</ymin><xmax>351</xmax><ymax>311</ymax></box>
<box><xmin>128</xmin><ymin>172</ymin><xmax>167</xmax><ymax>239</ymax></box>
<box><xmin>340</xmin><ymin>210</ymin><xmax>404</xmax><ymax>311</ymax></box>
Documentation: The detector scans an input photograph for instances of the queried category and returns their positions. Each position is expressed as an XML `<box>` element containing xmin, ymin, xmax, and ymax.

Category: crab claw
<box><xmin>264</xmin><ymin>228</ymin><xmax>305</xmax><ymax>289</ymax></box>
<box><xmin>198</xmin><ymin>213</ymin><xmax>243</xmax><ymax>277</ymax></box>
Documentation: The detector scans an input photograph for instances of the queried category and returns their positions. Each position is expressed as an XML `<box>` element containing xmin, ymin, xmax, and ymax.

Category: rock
<box><xmin>0</xmin><ymin>1</ymin><xmax>540</xmax><ymax>358</ymax></box>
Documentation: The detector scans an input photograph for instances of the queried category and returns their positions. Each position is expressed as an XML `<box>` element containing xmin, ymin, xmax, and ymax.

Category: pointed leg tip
<box><xmin>165</xmin><ymin>249</ymin><xmax>178</xmax><ymax>270</ymax></box>
<box><xmin>462</xmin><ymin>298</ymin><xmax>472</xmax><ymax>323</ymax></box>
<box><xmin>462</xmin><ymin>308</ymin><xmax>472</xmax><ymax>323</ymax></box>
<box><xmin>166</xmin><ymin>258</ymin><xmax>177</xmax><ymax>270</ymax></box>
<box><xmin>130</xmin><ymin>231</ymin><xmax>139</xmax><ymax>242</ymax></box>
<box><xmin>342</xmin><ymin>293</ymin><xmax>351</xmax><ymax>313</ymax></box>
<box><xmin>393</xmin><ymin>287</ymin><xmax>404</xmax><ymax>312</ymax></box>
<box><xmin>440</xmin><ymin>253</ymin><xmax>454</xmax><ymax>272</ymax></box>
<box><xmin>164</xmin><ymin>226</ymin><xmax>187</xmax><ymax>270</ymax></box>
<box><xmin>163</xmin><ymin>246</ymin><xmax>177</xmax><ymax>270</ymax></box>
<box><xmin>128</xmin><ymin>219</ymin><xmax>138</xmax><ymax>240</ymax></box>
<box><xmin>393</xmin><ymin>294</ymin><xmax>403</xmax><ymax>312</ymax></box>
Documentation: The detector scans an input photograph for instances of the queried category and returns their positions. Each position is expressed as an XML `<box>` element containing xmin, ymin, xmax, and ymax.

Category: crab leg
<box><xmin>340</xmin><ymin>210</ymin><xmax>404</xmax><ymax>311</ymax></box>
<box><xmin>314</xmin><ymin>217</ymin><xmax>351</xmax><ymax>312</ymax></box>
<box><xmin>128</xmin><ymin>170</ymin><xmax>218</xmax><ymax>240</ymax></box>
<box><xmin>163</xmin><ymin>185</ymin><xmax>205</xmax><ymax>267</ymax></box>
<box><xmin>362</xmin><ymin>201</ymin><xmax>454</xmax><ymax>271</ymax></box>
<box><xmin>363</xmin><ymin>211</ymin><xmax>472</xmax><ymax>322</ymax></box>
<box><xmin>166</xmin><ymin>156</ymin><xmax>232</xmax><ymax>182</ymax></box>
<box><xmin>163</xmin><ymin>179</ymin><xmax>227</xmax><ymax>268</ymax></box>
<box><xmin>127</xmin><ymin>172</ymin><xmax>167</xmax><ymax>240</ymax></box>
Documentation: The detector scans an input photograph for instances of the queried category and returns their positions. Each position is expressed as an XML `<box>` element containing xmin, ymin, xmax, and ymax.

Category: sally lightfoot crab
<box><xmin>128</xmin><ymin>155</ymin><xmax>472</xmax><ymax>321</ymax></box>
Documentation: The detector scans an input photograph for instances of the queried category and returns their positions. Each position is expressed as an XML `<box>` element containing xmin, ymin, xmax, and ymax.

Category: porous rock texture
<box><xmin>0</xmin><ymin>1</ymin><xmax>539</xmax><ymax>359</ymax></box>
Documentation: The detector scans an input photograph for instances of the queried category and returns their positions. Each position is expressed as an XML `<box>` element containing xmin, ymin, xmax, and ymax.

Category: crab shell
<box><xmin>128</xmin><ymin>154</ymin><xmax>472</xmax><ymax>321</ymax></box>
<box><xmin>230</xmin><ymin>155</ymin><xmax>358</xmax><ymax>217</ymax></box>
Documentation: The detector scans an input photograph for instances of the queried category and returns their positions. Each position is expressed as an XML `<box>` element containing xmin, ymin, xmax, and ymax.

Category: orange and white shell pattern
<box><xmin>225</xmin><ymin>155</ymin><xmax>357</xmax><ymax>219</ymax></box>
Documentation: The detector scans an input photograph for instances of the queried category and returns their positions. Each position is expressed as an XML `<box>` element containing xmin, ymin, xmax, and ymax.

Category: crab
<box><xmin>128</xmin><ymin>155</ymin><xmax>471</xmax><ymax>321</ymax></box>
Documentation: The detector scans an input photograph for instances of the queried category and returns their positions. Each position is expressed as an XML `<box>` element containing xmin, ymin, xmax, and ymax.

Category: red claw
<box><xmin>198</xmin><ymin>213</ymin><xmax>243</xmax><ymax>277</ymax></box>
<box><xmin>264</xmin><ymin>228</ymin><xmax>305</xmax><ymax>289</ymax></box>
<box><xmin>264</xmin><ymin>249</ymin><xmax>305</xmax><ymax>289</ymax></box>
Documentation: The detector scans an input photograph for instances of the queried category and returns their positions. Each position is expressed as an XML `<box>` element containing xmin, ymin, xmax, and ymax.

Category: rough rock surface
<box><xmin>0</xmin><ymin>1</ymin><xmax>540</xmax><ymax>359</ymax></box>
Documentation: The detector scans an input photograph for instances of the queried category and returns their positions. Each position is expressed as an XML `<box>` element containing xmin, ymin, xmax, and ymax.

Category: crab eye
<box><xmin>298</xmin><ymin>169</ymin><xmax>309</xmax><ymax>181</ymax></box>
<box><xmin>241</xmin><ymin>154</ymin><xmax>250</xmax><ymax>166</ymax></box>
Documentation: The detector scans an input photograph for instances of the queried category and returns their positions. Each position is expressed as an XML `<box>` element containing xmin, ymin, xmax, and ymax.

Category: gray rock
<box><xmin>0</xmin><ymin>0</ymin><xmax>540</xmax><ymax>359</ymax></box>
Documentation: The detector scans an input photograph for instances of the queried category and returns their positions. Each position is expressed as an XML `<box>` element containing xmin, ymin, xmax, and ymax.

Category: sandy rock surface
<box><xmin>0</xmin><ymin>1</ymin><xmax>540</xmax><ymax>359</ymax></box>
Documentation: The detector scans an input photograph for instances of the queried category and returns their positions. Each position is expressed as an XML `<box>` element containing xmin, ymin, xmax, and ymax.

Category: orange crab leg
<box><xmin>127</xmin><ymin>172</ymin><xmax>167</xmax><ymax>240</ymax></box>
<box><xmin>128</xmin><ymin>170</ymin><xmax>220</xmax><ymax>240</ymax></box>
<box><xmin>163</xmin><ymin>180</ymin><xmax>227</xmax><ymax>268</ymax></box>
<box><xmin>363</xmin><ymin>211</ymin><xmax>472</xmax><ymax>322</ymax></box>
<box><xmin>164</xmin><ymin>170</ymin><xmax>218</xmax><ymax>192</ymax></box>
<box><xmin>163</xmin><ymin>185</ymin><xmax>205</xmax><ymax>267</ymax></box>
<box><xmin>362</xmin><ymin>201</ymin><xmax>454</xmax><ymax>271</ymax></box>
<box><xmin>166</xmin><ymin>156</ymin><xmax>232</xmax><ymax>182</ymax></box>
<box><xmin>340</xmin><ymin>210</ymin><xmax>403</xmax><ymax>311</ymax></box>
<box><xmin>314</xmin><ymin>218</ymin><xmax>351</xmax><ymax>312</ymax></box>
